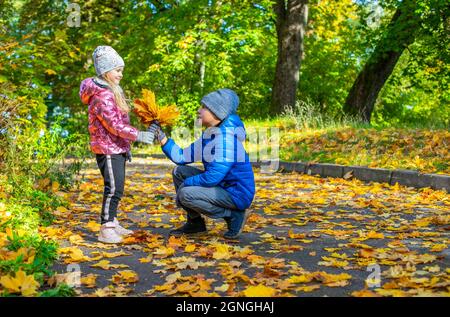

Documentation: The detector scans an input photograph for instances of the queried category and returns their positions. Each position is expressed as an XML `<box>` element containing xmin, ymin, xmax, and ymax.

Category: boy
<box><xmin>153</xmin><ymin>89</ymin><xmax>255</xmax><ymax>239</ymax></box>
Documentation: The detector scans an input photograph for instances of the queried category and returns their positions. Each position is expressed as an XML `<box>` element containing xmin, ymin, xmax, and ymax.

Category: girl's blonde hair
<box><xmin>102</xmin><ymin>72</ymin><xmax>130</xmax><ymax>113</ymax></box>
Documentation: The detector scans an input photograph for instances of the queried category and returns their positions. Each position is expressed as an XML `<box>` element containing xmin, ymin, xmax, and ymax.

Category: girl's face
<box><xmin>197</xmin><ymin>104</ymin><xmax>220</xmax><ymax>127</ymax></box>
<box><xmin>104</xmin><ymin>67</ymin><xmax>123</xmax><ymax>85</ymax></box>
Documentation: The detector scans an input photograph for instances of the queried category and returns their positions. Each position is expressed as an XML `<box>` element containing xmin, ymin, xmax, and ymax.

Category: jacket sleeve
<box><xmin>94</xmin><ymin>95</ymin><xmax>139</xmax><ymax>141</ymax></box>
<box><xmin>161</xmin><ymin>138</ymin><xmax>203</xmax><ymax>165</ymax></box>
<box><xmin>183</xmin><ymin>132</ymin><xmax>235</xmax><ymax>187</ymax></box>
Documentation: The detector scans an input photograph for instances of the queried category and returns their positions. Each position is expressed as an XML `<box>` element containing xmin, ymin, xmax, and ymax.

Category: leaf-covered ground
<box><xmin>45</xmin><ymin>158</ymin><xmax>449</xmax><ymax>297</ymax></box>
<box><xmin>280</xmin><ymin>127</ymin><xmax>449</xmax><ymax>174</ymax></box>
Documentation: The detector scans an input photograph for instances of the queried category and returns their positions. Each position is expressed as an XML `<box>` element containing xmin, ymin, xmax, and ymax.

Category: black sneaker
<box><xmin>169</xmin><ymin>217</ymin><xmax>207</xmax><ymax>236</ymax></box>
<box><xmin>224</xmin><ymin>210</ymin><xmax>251</xmax><ymax>240</ymax></box>
<box><xmin>224</xmin><ymin>216</ymin><xmax>232</xmax><ymax>229</ymax></box>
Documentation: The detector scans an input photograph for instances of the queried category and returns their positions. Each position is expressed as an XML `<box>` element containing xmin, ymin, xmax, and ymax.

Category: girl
<box><xmin>80</xmin><ymin>45</ymin><xmax>156</xmax><ymax>244</ymax></box>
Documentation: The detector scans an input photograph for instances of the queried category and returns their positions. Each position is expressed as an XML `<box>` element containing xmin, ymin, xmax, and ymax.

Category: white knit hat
<box><xmin>92</xmin><ymin>46</ymin><xmax>124</xmax><ymax>76</ymax></box>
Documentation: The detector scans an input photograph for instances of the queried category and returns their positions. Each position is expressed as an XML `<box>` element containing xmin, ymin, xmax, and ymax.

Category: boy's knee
<box><xmin>177</xmin><ymin>187</ymin><xmax>189</xmax><ymax>204</ymax></box>
<box><xmin>177</xmin><ymin>187</ymin><xmax>196</xmax><ymax>205</ymax></box>
<box><xmin>171</xmin><ymin>166</ymin><xmax>178</xmax><ymax>178</ymax></box>
<box><xmin>172</xmin><ymin>166</ymin><xmax>185</xmax><ymax>180</ymax></box>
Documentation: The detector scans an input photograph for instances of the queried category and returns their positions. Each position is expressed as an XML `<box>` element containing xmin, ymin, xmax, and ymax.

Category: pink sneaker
<box><xmin>114</xmin><ymin>218</ymin><xmax>133</xmax><ymax>236</ymax></box>
<box><xmin>98</xmin><ymin>222</ymin><xmax>123</xmax><ymax>244</ymax></box>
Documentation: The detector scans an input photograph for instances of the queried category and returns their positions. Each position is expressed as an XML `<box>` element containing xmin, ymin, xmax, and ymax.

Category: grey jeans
<box><xmin>172</xmin><ymin>165</ymin><xmax>237</xmax><ymax>220</ymax></box>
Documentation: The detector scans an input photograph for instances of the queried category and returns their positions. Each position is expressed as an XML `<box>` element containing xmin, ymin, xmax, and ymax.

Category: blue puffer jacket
<box><xmin>162</xmin><ymin>114</ymin><xmax>255</xmax><ymax>210</ymax></box>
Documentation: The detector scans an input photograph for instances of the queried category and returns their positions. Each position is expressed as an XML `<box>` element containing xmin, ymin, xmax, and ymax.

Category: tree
<box><xmin>343</xmin><ymin>0</ymin><xmax>448</xmax><ymax>123</ymax></box>
<box><xmin>271</xmin><ymin>0</ymin><xmax>308</xmax><ymax>114</ymax></box>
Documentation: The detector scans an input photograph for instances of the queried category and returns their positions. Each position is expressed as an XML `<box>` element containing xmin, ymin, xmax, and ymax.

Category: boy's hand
<box><xmin>152</xmin><ymin>121</ymin><xmax>167</xmax><ymax>145</ymax></box>
<box><xmin>147</xmin><ymin>121</ymin><xmax>159</xmax><ymax>135</ymax></box>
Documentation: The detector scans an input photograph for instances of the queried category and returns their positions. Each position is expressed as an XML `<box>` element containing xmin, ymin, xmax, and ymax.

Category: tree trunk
<box><xmin>194</xmin><ymin>39</ymin><xmax>207</xmax><ymax>95</ymax></box>
<box><xmin>271</xmin><ymin>0</ymin><xmax>308</xmax><ymax>115</ymax></box>
<box><xmin>343</xmin><ymin>0</ymin><xmax>419</xmax><ymax>123</ymax></box>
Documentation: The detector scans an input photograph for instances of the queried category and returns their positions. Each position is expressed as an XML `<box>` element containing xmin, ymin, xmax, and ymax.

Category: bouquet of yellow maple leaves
<box><xmin>133</xmin><ymin>89</ymin><xmax>179</xmax><ymax>127</ymax></box>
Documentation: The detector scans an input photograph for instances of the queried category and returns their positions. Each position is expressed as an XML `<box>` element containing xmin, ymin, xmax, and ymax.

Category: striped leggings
<box><xmin>96</xmin><ymin>153</ymin><xmax>126</xmax><ymax>224</ymax></box>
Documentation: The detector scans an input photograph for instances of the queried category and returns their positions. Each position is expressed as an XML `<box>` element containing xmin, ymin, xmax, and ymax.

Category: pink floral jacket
<box><xmin>80</xmin><ymin>77</ymin><xmax>138</xmax><ymax>154</ymax></box>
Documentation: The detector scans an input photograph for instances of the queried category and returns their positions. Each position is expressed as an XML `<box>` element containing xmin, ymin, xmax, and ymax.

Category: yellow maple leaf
<box><xmin>165</xmin><ymin>272</ymin><xmax>182</xmax><ymax>284</ymax></box>
<box><xmin>184</xmin><ymin>244</ymin><xmax>196</xmax><ymax>253</ymax></box>
<box><xmin>80</xmin><ymin>274</ymin><xmax>97</xmax><ymax>288</ymax></box>
<box><xmin>154</xmin><ymin>246</ymin><xmax>175</xmax><ymax>258</ymax></box>
<box><xmin>68</xmin><ymin>234</ymin><xmax>84</xmax><ymax>244</ymax></box>
<box><xmin>59</xmin><ymin>246</ymin><xmax>90</xmax><ymax>263</ymax></box>
<box><xmin>313</xmin><ymin>271</ymin><xmax>352</xmax><ymax>285</ymax></box>
<box><xmin>68</xmin><ymin>248</ymin><xmax>88</xmax><ymax>262</ymax></box>
<box><xmin>288</xmin><ymin>274</ymin><xmax>314</xmax><ymax>284</ymax></box>
<box><xmin>112</xmin><ymin>270</ymin><xmax>139</xmax><ymax>284</ymax></box>
<box><xmin>214</xmin><ymin>283</ymin><xmax>230</xmax><ymax>292</ymax></box>
<box><xmin>51</xmin><ymin>181</ymin><xmax>60</xmax><ymax>192</ymax></box>
<box><xmin>175</xmin><ymin>257</ymin><xmax>200</xmax><ymax>270</ymax></box>
<box><xmin>319</xmin><ymin>256</ymin><xmax>349</xmax><ymax>268</ymax></box>
<box><xmin>90</xmin><ymin>260</ymin><xmax>129</xmax><ymax>270</ymax></box>
<box><xmin>375</xmin><ymin>289</ymin><xmax>407</xmax><ymax>297</ymax></box>
<box><xmin>0</xmin><ymin>270</ymin><xmax>39</xmax><ymax>296</ymax></box>
<box><xmin>288</xmin><ymin>229</ymin><xmax>306</xmax><ymax>239</ymax></box>
<box><xmin>430</xmin><ymin>244</ymin><xmax>447</xmax><ymax>252</ymax></box>
<box><xmin>194</xmin><ymin>277</ymin><xmax>213</xmax><ymax>292</ymax></box>
<box><xmin>45</xmin><ymin>69</ymin><xmax>57</xmax><ymax>76</ymax></box>
<box><xmin>133</xmin><ymin>89</ymin><xmax>179</xmax><ymax>126</ymax></box>
<box><xmin>359</xmin><ymin>249</ymin><xmax>375</xmax><ymax>258</ymax></box>
<box><xmin>352</xmin><ymin>290</ymin><xmax>380</xmax><ymax>297</ymax></box>
<box><xmin>1</xmin><ymin>247</ymin><xmax>32</xmax><ymax>262</ymax></box>
<box><xmin>52</xmin><ymin>206</ymin><xmax>68</xmax><ymax>216</ymax></box>
<box><xmin>212</xmin><ymin>243</ymin><xmax>231</xmax><ymax>260</ymax></box>
<box><xmin>176</xmin><ymin>281</ymin><xmax>198</xmax><ymax>293</ymax></box>
<box><xmin>167</xmin><ymin>235</ymin><xmax>184</xmax><ymax>248</ymax></box>
<box><xmin>139</xmin><ymin>255</ymin><xmax>153</xmax><ymax>263</ymax></box>
<box><xmin>295</xmin><ymin>284</ymin><xmax>321</xmax><ymax>292</ymax></box>
<box><xmin>414</xmin><ymin>218</ymin><xmax>431</xmax><ymax>227</ymax></box>
<box><xmin>243</xmin><ymin>284</ymin><xmax>276</xmax><ymax>297</ymax></box>
<box><xmin>86</xmin><ymin>221</ymin><xmax>101</xmax><ymax>232</ymax></box>
<box><xmin>100</xmin><ymin>250</ymin><xmax>130</xmax><ymax>258</ymax></box>
<box><xmin>366</xmin><ymin>231</ymin><xmax>384</xmax><ymax>239</ymax></box>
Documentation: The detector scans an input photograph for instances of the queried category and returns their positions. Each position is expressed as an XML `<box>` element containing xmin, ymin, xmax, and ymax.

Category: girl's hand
<box><xmin>136</xmin><ymin>131</ymin><xmax>155</xmax><ymax>144</ymax></box>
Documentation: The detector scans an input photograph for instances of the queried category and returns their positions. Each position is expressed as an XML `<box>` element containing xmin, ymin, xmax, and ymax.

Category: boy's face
<box><xmin>197</xmin><ymin>104</ymin><xmax>220</xmax><ymax>127</ymax></box>
<box><xmin>104</xmin><ymin>67</ymin><xmax>123</xmax><ymax>85</ymax></box>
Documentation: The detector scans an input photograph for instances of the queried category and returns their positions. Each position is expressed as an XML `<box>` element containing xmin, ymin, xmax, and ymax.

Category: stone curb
<box><xmin>134</xmin><ymin>154</ymin><xmax>450</xmax><ymax>192</ymax></box>
<box><xmin>264</xmin><ymin>161</ymin><xmax>449</xmax><ymax>192</ymax></box>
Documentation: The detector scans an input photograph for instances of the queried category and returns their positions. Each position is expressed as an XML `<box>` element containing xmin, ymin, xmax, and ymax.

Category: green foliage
<box><xmin>119</xmin><ymin>0</ymin><xmax>277</xmax><ymax>123</ymax></box>
<box><xmin>0</xmin><ymin>203</ymin><xmax>39</xmax><ymax>234</ymax></box>
<box><xmin>29</xmin><ymin>190</ymin><xmax>64</xmax><ymax>226</ymax></box>
<box><xmin>373</xmin><ymin>43</ymin><xmax>449</xmax><ymax>127</ymax></box>
<box><xmin>350</xmin><ymin>0</ymin><xmax>449</xmax><ymax>124</ymax></box>
<box><xmin>1</xmin><ymin>0</ymin><xmax>447</xmax><ymax>127</ymax></box>
<box><xmin>298</xmin><ymin>0</ymin><xmax>365</xmax><ymax>115</ymax></box>
<box><xmin>39</xmin><ymin>283</ymin><xmax>76</xmax><ymax>297</ymax></box>
<box><xmin>0</xmin><ymin>217</ymin><xmax>58</xmax><ymax>277</ymax></box>
<box><xmin>0</xmin><ymin>82</ymin><xmax>84</xmax><ymax>298</ymax></box>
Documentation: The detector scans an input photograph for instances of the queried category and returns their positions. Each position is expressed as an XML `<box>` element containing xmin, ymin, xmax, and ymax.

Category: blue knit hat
<box><xmin>201</xmin><ymin>88</ymin><xmax>239</xmax><ymax>120</ymax></box>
